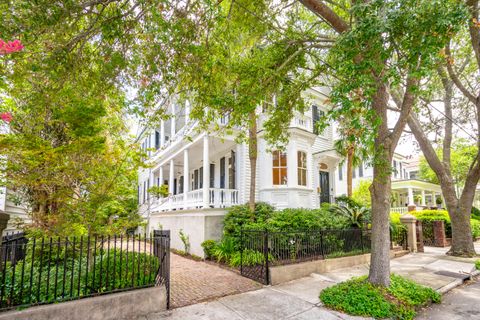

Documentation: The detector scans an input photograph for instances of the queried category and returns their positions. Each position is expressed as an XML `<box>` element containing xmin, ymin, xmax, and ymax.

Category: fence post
<box><xmin>263</xmin><ymin>228</ymin><xmax>269</xmax><ymax>285</ymax></box>
<box><xmin>400</xmin><ymin>214</ymin><xmax>417</xmax><ymax>253</ymax></box>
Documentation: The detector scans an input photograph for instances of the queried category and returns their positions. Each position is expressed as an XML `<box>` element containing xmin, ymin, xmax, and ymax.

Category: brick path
<box><xmin>170</xmin><ymin>253</ymin><xmax>262</xmax><ymax>308</ymax></box>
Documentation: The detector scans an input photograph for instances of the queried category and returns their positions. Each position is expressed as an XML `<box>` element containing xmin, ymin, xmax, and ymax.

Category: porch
<box><xmin>152</xmin><ymin>188</ymin><xmax>239</xmax><ymax>211</ymax></box>
<box><xmin>148</xmin><ymin>132</ymin><xmax>241</xmax><ymax>212</ymax></box>
<box><xmin>390</xmin><ymin>179</ymin><xmax>443</xmax><ymax>214</ymax></box>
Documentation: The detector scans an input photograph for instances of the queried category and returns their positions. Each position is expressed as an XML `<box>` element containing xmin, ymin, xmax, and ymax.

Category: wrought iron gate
<box><xmin>240</xmin><ymin>229</ymin><xmax>269</xmax><ymax>285</ymax></box>
<box><xmin>153</xmin><ymin>230</ymin><xmax>171</xmax><ymax>308</ymax></box>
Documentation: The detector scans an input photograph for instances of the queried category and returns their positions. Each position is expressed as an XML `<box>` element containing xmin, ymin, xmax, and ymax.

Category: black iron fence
<box><xmin>0</xmin><ymin>232</ymin><xmax>170</xmax><ymax>311</ymax></box>
<box><xmin>240</xmin><ymin>228</ymin><xmax>372</xmax><ymax>284</ymax></box>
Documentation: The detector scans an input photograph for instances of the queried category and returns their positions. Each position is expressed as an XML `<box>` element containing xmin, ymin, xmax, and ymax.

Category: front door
<box><xmin>319</xmin><ymin>171</ymin><xmax>330</xmax><ymax>204</ymax></box>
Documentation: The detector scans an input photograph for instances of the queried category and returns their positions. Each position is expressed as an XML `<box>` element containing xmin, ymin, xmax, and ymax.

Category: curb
<box><xmin>436</xmin><ymin>270</ymin><xmax>480</xmax><ymax>294</ymax></box>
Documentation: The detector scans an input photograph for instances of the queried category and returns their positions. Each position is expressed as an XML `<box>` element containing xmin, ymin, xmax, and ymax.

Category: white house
<box><xmin>137</xmin><ymin>88</ymin><xmax>342</xmax><ymax>256</ymax></box>
<box><xmin>334</xmin><ymin>153</ymin><xmax>444</xmax><ymax>214</ymax></box>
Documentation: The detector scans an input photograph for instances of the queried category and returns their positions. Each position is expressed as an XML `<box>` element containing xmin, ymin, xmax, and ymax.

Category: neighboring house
<box><xmin>138</xmin><ymin>88</ymin><xmax>341</xmax><ymax>256</ymax></box>
<box><xmin>334</xmin><ymin>153</ymin><xmax>443</xmax><ymax>214</ymax></box>
<box><xmin>0</xmin><ymin>123</ymin><xmax>28</xmax><ymax>234</ymax></box>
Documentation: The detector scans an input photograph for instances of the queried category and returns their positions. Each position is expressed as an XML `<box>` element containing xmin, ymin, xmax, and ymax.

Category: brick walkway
<box><xmin>170</xmin><ymin>253</ymin><xmax>262</xmax><ymax>308</ymax></box>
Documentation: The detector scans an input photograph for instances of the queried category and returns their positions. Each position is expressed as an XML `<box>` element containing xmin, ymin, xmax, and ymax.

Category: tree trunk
<box><xmin>368</xmin><ymin>83</ymin><xmax>392</xmax><ymax>287</ymax></box>
<box><xmin>248</xmin><ymin>111</ymin><xmax>257</xmax><ymax>212</ymax></box>
<box><xmin>347</xmin><ymin>147</ymin><xmax>354</xmax><ymax>197</ymax></box>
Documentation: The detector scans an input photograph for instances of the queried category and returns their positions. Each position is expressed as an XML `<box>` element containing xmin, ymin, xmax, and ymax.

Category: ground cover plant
<box><xmin>319</xmin><ymin>274</ymin><xmax>441</xmax><ymax>320</ymax></box>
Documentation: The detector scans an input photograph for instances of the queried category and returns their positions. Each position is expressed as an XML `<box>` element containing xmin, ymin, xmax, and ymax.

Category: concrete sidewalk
<box><xmin>140</xmin><ymin>245</ymin><xmax>479</xmax><ymax>320</ymax></box>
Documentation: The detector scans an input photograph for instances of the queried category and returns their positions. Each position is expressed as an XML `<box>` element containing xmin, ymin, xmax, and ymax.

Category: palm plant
<box><xmin>330</xmin><ymin>201</ymin><xmax>371</xmax><ymax>229</ymax></box>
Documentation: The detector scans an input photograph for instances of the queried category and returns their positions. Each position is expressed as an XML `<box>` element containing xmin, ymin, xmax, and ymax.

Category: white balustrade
<box><xmin>291</xmin><ymin>115</ymin><xmax>312</xmax><ymax>131</ymax></box>
<box><xmin>390</xmin><ymin>207</ymin><xmax>408</xmax><ymax>214</ymax></box>
<box><xmin>153</xmin><ymin>188</ymin><xmax>239</xmax><ymax>212</ymax></box>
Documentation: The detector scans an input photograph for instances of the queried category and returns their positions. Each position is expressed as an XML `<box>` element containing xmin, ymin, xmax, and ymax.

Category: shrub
<box><xmin>228</xmin><ymin>249</ymin><xmax>269</xmax><ymax>267</ymax></box>
<box><xmin>268</xmin><ymin>208</ymin><xmax>350</xmax><ymax>230</ymax></box>
<box><xmin>320</xmin><ymin>275</ymin><xmax>440</xmax><ymax>320</ymax></box>
<box><xmin>223</xmin><ymin>202</ymin><xmax>274</xmax><ymax>242</ymax></box>
<box><xmin>201</xmin><ymin>240</ymin><xmax>217</xmax><ymax>260</ymax></box>
<box><xmin>212</xmin><ymin>237</ymin><xmax>236</xmax><ymax>263</ymax></box>
<box><xmin>471</xmin><ymin>219</ymin><xmax>480</xmax><ymax>238</ymax></box>
<box><xmin>2</xmin><ymin>249</ymin><xmax>158</xmax><ymax>306</ymax></box>
<box><xmin>179</xmin><ymin>229</ymin><xmax>190</xmax><ymax>254</ymax></box>
<box><xmin>330</xmin><ymin>203</ymin><xmax>370</xmax><ymax>228</ymax></box>
<box><xmin>475</xmin><ymin>260</ymin><xmax>480</xmax><ymax>270</ymax></box>
<box><xmin>472</xmin><ymin>207</ymin><xmax>480</xmax><ymax>220</ymax></box>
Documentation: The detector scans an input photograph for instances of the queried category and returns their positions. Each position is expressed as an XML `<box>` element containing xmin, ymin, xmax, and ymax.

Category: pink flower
<box><xmin>0</xmin><ymin>112</ymin><xmax>13</xmax><ymax>123</ymax></box>
<box><xmin>0</xmin><ymin>39</ymin><xmax>24</xmax><ymax>55</ymax></box>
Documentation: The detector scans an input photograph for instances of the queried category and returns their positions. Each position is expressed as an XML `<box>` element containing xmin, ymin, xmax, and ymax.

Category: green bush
<box><xmin>212</xmin><ymin>237</ymin><xmax>236</xmax><ymax>263</ymax></box>
<box><xmin>472</xmin><ymin>207</ymin><xmax>480</xmax><ymax>220</ymax></box>
<box><xmin>223</xmin><ymin>202</ymin><xmax>274</xmax><ymax>242</ymax></box>
<box><xmin>201</xmin><ymin>240</ymin><xmax>217</xmax><ymax>260</ymax></box>
<box><xmin>475</xmin><ymin>260</ymin><xmax>480</xmax><ymax>270</ymax></box>
<box><xmin>228</xmin><ymin>249</ymin><xmax>272</xmax><ymax>267</ymax></box>
<box><xmin>268</xmin><ymin>208</ymin><xmax>350</xmax><ymax>231</ymax></box>
<box><xmin>320</xmin><ymin>275</ymin><xmax>440</xmax><ymax>320</ymax></box>
<box><xmin>2</xmin><ymin>249</ymin><xmax>158</xmax><ymax>306</ymax></box>
<box><xmin>471</xmin><ymin>219</ymin><xmax>480</xmax><ymax>238</ymax></box>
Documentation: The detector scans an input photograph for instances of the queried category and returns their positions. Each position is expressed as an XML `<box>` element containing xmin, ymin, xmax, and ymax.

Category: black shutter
<box><xmin>312</xmin><ymin>105</ymin><xmax>320</xmax><ymax>134</ymax></box>
<box><xmin>229</xmin><ymin>150</ymin><xmax>236</xmax><ymax>189</ymax></box>
<box><xmin>220</xmin><ymin>157</ymin><xmax>226</xmax><ymax>188</ymax></box>
<box><xmin>210</xmin><ymin>163</ymin><xmax>215</xmax><ymax>188</ymax></box>
<box><xmin>155</xmin><ymin>131</ymin><xmax>160</xmax><ymax>149</ymax></box>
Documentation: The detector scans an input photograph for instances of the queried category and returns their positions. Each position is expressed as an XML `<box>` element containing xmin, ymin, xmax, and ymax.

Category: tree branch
<box><xmin>298</xmin><ymin>0</ymin><xmax>349</xmax><ymax>33</ymax></box>
<box><xmin>445</xmin><ymin>43</ymin><xmax>477</xmax><ymax>104</ymax></box>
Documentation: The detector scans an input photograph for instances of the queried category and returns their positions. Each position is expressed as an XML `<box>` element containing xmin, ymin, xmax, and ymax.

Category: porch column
<box><xmin>171</xmin><ymin>104</ymin><xmax>176</xmax><ymax>137</ymax></box>
<box><xmin>169</xmin><ymin>159</ymin><xmax>174</xmax><ymax>195</ymax></box>
<box><xmin>159</xmin><ymin>166</ymin><xmax>164</xmax><ymax>187</ymax></box>
<box><xmin>203</xmin><ymin>135</ymin><xmax>210</xmax><ymax>208</ymax></box>
<box><xmin>184</xmin><ymin>149</ymin><xmax>189</xmax><ymax>204</ymax></box>
<box><xmin>160</xmin><ymin>120</ymin><xmax>165</xmax><ymax>148</ymax></box>
<box><xmin>407</xmin><ymin>187</ymin><xmax>415</xmax><ymax>205</ymax></box>
<box><xmin>421</xmin><ymin>190</ymin><xmax>426</xmax><ymax>207</ymax></box>
<box><xmin>432</xmin><ymin>193</ymin><xmax>436</xmax><ymax>206</ymax></box>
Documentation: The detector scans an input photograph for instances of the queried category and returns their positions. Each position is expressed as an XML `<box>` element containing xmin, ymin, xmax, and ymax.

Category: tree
<box><xmin>300</xmin><ymin>0</ymin><xmax>466</xmax><ymax>285</ymax></box>
<box><xmin>406</xmin><ymin>19</ymin><xmax>480</xmax><ymax>256</ymax></box>
<box><xmin>0</xmin><ymin>1</ymin><xmax>145</xmax><ymax>237</ymax></box>
<box><xmin>419</xmin><ymin>139</ymin><xmax>477</xmax><ymax>194</ymax></box>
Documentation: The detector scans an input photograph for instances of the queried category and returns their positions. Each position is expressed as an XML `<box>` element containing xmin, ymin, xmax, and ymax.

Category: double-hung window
<box><xmin>272</xmin><ymin>150</ymin><xmax>287</xmax><ymax>185</ymax></box>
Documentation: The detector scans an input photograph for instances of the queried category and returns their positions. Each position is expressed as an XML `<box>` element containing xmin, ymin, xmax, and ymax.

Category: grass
<box><xmin>319</xmin><ymin>274</ymin><xmax>441</xmax><ymax>320</ymax></box>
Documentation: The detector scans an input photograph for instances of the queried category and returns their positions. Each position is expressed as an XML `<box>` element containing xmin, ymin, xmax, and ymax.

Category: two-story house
<box><xmin>334</xmin><ymin>153</ymin><xmax>444</xmax><ymax>214</ymax></box>
<box><xmin>138</xmin><ymin>88</ymin><xmax>341</xmax><ymax>256</ymax></box>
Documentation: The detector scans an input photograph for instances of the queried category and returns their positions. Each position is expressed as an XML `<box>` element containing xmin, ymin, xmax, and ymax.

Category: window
<box><xmin>312</xmin><ymin>105</ymin><xmax>325</xmax><ymax>135</ymax></box>
<box><xmin>272</xmin><ymin>150</ymin><xmax>287</xmax><ymax>185</ymax></box>
<box><xmin>358</xmin><ymin>162</ymin><xmax>363</xmax><ymax>177</ymax></box>
<box><xmin>297</xmin><ymin>151</ymin><xmax>307</xmax><ymax>186</ymax></box>
<box><xmin>338</xmin><ymin>164</ymin><xmax>343</xmax><ymax>181</ymax></box>
<box><xmin>155</xmin><ymin>131</ymin><xmax>160</xmax><ymax>149</ymax></box>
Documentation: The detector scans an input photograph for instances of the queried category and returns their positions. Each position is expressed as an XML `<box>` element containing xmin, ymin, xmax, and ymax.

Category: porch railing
<box><xmin>390</xmin><ymin>207</ymin><xmax>408</xmax><ymax>214</ymax></box>
<box><xmin>153</xmin><ymin>188</ymin><xmax>239</xmax><ymax>212</ymax></box>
